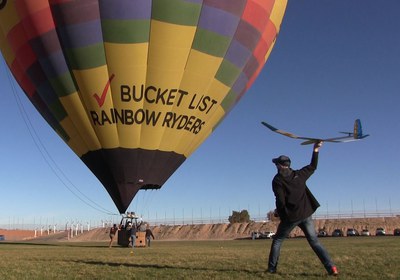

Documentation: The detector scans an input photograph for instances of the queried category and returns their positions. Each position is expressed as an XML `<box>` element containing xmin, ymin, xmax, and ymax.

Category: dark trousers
<box><xmin>268</xmin><ymin>216</ymin><xmax>334</xmax><ymax>272</ymax></box>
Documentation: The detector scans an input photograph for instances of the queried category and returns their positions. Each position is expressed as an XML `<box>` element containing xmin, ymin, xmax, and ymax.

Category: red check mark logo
<box><xmin>93</xmin><ymin>73</ymin><xmax>115</xmax><ymax>108</ymax></box>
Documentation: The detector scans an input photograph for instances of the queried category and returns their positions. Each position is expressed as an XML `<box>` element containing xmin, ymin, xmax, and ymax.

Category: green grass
<box><xmin>0</xmin><ymin>237</ymin><xmax>399</xmax><ymax>279</ymax></box>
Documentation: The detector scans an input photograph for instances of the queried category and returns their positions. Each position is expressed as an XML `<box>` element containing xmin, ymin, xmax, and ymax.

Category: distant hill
<box><xmin>2</xmin><ymin>216</ymin><xmax>399</xmax><ymax>242</ymax></box>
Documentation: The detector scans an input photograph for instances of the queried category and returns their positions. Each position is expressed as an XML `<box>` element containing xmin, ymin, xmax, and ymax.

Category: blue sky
<box><xmin>1</xmin><ymin>0</ymin><xmax>399</xmax><ymax>227</ymax></box>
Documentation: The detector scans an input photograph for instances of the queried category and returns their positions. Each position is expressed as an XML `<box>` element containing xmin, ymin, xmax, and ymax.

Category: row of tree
<box><xmin>228</xmin><ymin>210</ymin><xmax>278</xmax><ymax>223</ymax></box>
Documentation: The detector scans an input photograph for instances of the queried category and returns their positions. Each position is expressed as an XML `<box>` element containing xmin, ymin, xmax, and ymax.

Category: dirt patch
<box><xmin>68</xmin><ymin>227</ymin><xmax>110</xmax><ymax>242</ymax></box>
<box><xmin>0</xmin><ymin>229</ymin><xmax>36</xmax><ymax>241</ymax></box>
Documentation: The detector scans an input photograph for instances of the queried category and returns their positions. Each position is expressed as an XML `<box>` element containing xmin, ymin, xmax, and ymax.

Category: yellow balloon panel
<box><xmin>104</xmin><ymin>42</ymin><xmax>148</xmax><ymax>148</ymax></box>
<box><xmin>59</xmin><ymin>93</ymin><xmax>101</xmax><ymax>153</ymax></box>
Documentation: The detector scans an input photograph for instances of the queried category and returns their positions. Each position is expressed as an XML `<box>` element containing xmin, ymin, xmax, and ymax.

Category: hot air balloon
<box><xmin>0</xmin><ymin>0</ymin><xmax>287</xmax><ymax>213</ymax></box>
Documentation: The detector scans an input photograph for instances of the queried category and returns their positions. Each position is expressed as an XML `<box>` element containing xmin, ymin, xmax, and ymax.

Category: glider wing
<box><xmin>261</xmin><ymin>119</ymin><xmax>369</xmax><ymax>145</ymax></box>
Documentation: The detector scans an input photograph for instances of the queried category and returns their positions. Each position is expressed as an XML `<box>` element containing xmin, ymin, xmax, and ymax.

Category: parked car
<box><xmin>346</xmin><ymin>228</ymin><xmax>359</xmax><ymax>236</ymax></box>
<box><xmin>251</xmin><ymin>231</ymin><xmax>260</xmax><ymax>240</ymax></box>
<box><xmin>375</xmin><ymin>227</ymin><xmax>386</xmax><ymax>236</ymax></box>
<box><xmin>331</xmin><ymin>229</ymin><xmax>344</xmax><ymax>237</ymax></box>
<box><xmin>260</xmin><ymin>231</ymin><xmax>275</xmax><ymax>239</ymax></box>
<box><xmin>393</xmin><ymin>228</ymin><xmax>400</xmax><ymax>236</ymax></box>
<box><xmin>251</xmin><ymin>231</ymin><xmax>275</xmax><ymax>239</ymax></box>
<box><xmin>361</xmin><ymin>229</ymin><xmax>370</xmax><ymax>236</ymax></box>
<box><xmin>318</xmin><ymin>230</ymin><xmax>328</xmax><ymax>237</ymax></box>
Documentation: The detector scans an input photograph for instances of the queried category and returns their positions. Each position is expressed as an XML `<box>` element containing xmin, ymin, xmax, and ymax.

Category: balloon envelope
<box><xmin>0</xmin><ymin>0</ymin><xmax>287</xmax><ymax>213</ymax></box>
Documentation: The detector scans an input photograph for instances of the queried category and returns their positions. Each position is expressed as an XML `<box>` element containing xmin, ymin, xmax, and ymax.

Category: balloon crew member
<box><xmin>108</xmin><ymin>224</ymin><xmax>119</xmax><ymax>248</ymax></box>
<box><xmin>127</xmin><ymin>220</ymin><xmax>143</xmax><ymax>251</ymax></box>
<box><xmin>126</xmin><ymin>222</ymin><xmax>136</xmax><ymax>249</ymax></box>
<box><xmin>267</xmin><ymin>142</ymin><xmax>338</xmax><ymax>276</ymax></box>
<box><xmin>145</xmin><ymin>225</ymin><xmax>155</xmax><ymax>247</ymax></box>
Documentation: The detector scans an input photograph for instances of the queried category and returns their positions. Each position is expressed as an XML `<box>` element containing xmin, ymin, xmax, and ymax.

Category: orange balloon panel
<box><xmin>0</xmin><ymin>0</ymin><xmax>287</xmax><ymax>213</ymax></box>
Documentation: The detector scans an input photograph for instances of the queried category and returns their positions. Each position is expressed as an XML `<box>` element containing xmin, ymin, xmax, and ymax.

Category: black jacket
<box><xmin>272</xmin><ymin>151</ymin><xmax>321</xmax><ymax>222</ymax></box>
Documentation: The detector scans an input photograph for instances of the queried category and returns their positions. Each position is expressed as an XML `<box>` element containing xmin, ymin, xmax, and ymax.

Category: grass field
<box><xmin>0</xmin><ymin>237</ymin><xmax>399</xmax><ymax>279</ymax></box>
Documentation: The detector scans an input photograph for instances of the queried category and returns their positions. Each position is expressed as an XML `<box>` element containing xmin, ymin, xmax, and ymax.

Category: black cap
<box><xmin>272</xmin><ymin>155</ymin><xmax>291</xmax><ymax>167</ymax></box>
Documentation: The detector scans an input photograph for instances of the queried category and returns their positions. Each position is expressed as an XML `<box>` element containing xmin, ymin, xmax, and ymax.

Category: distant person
<box><xmin>126</xmin><ymin>222</ymin><xmax>136</xmax><ymax>249</ymax></box>
<box><xmin>108</xmin><ymin>224</ymin><xmax>119</xmax><ymax>248</ymax></box>
<box><xmin>145</xmin><ymin>225</ymin><xmax>155</xmax><ymax>247</ymax></box>
<box><xmin>267</xmin><ymin>141</ymin><xmax>338</xmax><ymax>276</ymax></box>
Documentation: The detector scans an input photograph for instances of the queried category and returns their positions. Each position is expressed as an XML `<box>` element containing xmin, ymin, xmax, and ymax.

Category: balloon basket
<box><xmin>117</xmin><ymin>213</ymin><xmax>146</xmax><ymax>247</ymax></box>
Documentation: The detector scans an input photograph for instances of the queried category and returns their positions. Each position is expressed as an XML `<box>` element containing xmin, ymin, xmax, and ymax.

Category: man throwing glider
<box><xmin>267</xmin><ymin>141</ymin><xmax>338</xmax><ymax>276</ymax></box>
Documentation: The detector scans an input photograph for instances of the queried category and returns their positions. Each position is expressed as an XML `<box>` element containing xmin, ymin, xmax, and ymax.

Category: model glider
<box><xmin>261</xmin><ymin>119</ymin><xmax>369</xmax><ymax>145</ymax></box>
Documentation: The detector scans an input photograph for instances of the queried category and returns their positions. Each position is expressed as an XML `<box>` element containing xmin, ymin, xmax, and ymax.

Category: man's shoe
<box><xmin>267</xmin><ymin>267</ymin><xmax>276</xmax><ymax>274</ymax></box>
<box><xmin>328</xmin><ymin>266</ymin><xmax>338</xmax><ymax>276</ymax></box>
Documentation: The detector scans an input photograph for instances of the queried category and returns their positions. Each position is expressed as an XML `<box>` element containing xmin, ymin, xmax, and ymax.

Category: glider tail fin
<box><xmin>354</xmin><ymin>119</ymin><xmax>369</xmax><ymax>139</ymax></box>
